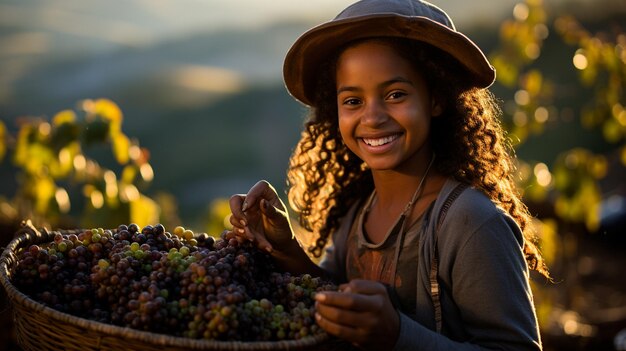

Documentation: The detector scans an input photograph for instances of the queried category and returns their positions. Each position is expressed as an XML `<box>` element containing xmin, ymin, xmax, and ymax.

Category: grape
<box><xmin>173</xmin><ymin>226</ymin><xmax>185</xmax><ymax>237</ymax></box>
<box><xmin>128</xmin><ymin>223</ymin><xmax>139</xmax><ymax>233</ymax></box>
<box><xmin>12</xmin><ymin>223</ymin><xmax>337</xmax><ymax>342</ymax></box>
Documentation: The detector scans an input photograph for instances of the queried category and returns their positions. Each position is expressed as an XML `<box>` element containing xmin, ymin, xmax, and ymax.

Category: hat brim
<box><xmin>283</xmin><ymin>14</ymin><xmax>496</xmax><ymax>106</ymax></box>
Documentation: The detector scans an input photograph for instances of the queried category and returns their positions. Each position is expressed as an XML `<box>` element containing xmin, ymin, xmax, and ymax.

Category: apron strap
<box><xmin>430</xmin><ymin>182</ymin><xmax>468</xmax><ymax>333</ymax></box>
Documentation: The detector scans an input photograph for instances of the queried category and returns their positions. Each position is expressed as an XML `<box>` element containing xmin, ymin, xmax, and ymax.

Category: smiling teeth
<box><xmin>363</xmin><ymin>135</ymin><xmax>399</xmax><ymax>146</ymax></box>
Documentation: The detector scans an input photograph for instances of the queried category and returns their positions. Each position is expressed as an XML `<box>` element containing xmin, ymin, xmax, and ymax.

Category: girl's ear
<box><xmin>431</xmin><ymin>96</ymin><xmax>444</xmax><ymax>117</ymax></box>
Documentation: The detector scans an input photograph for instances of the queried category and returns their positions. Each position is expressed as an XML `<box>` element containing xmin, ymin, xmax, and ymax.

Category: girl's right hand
<box><xmin>314</xmin><ymin>280</ymin><xmax>400</xmax><ymax>350</ymax></box>
<box><xmin>228</xmin><ymin>180</ymin><xmax>295</xmax><ymax>255</ymax></box>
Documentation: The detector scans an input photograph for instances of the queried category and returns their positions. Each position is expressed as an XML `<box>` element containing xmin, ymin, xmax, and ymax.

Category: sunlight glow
<box><xmin>121</xmin><ymin>184</ymin><xmax>140</xmax><ymax>202</ymax></box>
<box><xmin>104</xmin><ymin>170</ymin><xmax>116</xmax><ymax>183</ymax></box>
<box><xmin>38</xmin><ymin>122</ymin><xmax>51</xmax><ymax>137</ymax></box>
<box><xmin>513</xmin><ymin>3</ymin><xmax>529</xmax><ymax>21</ymax></box>
<box><xmin>573</xmin><ymin>50</ymin><xmax>588</xmax><ymax>70</ymax></box>
<box><xmin>129</xmin><ymin>145</ymin><xmax>141</xmax><ymax>161</ymax></box>
<box><xmin>73</xmin><ymin>154</ymin><xmax>86</xmax><ymax>171</ymax></box>
<box><xmin>513</xmin><ymin>111</ymin><xmax>528</xmax><ymax>126</ymax></box>
<box><xmin>525</xmin><ymin>43</ymin><xmax>540</xmax><ymax>60</ymax></box>
<box><xmin>104</xmin><ymin>170</ymin><xmax>118</xmax><ymax>198</ymax></box>
<box><xmin>559</xmin><ymin>310</ymin><xmax>596</xmax><ymax>337</ymax></box>
<box><xmin>534</xmin><ymin>107</ymin><xmax>549</xmax><ymax>123</ymax></box>
<box><xmin>534</xmin><ymin>163</ymin><xmax>552</xmax><ymax>187</ymax></box>
<box><xmin>534</xmin><ymin>24</ymin><xmax>549</xmax><ymax>40</ymax></box>
<box><xmin>170</xmin><ymin>65</ymin><xmax>244</xmax><ymax>94</ymax></box>
<box><xmin>90</xmin><ymin>190</ymin><xmax>104</xmax><ymax>209</ymax></box>
<box><xmin>514</xmin><ymin>90</ymin><xmax>530</xmax><ymax>106</ymax></box>
<box><xmin>59</xmin><ymin>148</ymin><xmax>71</xmax><ymax>165</ymax></box>
<box><xmin>55</xmin><ymin>188</ymin><xmax>70</xmax><ymax>213</ymax></box>
<box><xmin>140</xmin><ymin>163</ymin><xmax>154</xmax><ymax>182</ymax></box>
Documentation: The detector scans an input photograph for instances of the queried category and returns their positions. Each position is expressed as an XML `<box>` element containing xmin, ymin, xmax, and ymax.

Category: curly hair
<box><xmin>286</xmin><ymin>38</ymin><xmax>549</xmax><ymax>277</ymax></box>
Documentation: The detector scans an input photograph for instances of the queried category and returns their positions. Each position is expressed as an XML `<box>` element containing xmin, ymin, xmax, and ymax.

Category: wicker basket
<box><xmin>0</xmin><ymin>222</ymin><xmax>347</xmax><ymax>351</ymax></box>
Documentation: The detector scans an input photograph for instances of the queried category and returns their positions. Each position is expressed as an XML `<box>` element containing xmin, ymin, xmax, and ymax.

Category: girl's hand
<box><xmin>228</xmin><ymin>180</ymin><xmax>295</xmax><ymax>255</ymax></box>
<box><xmin>314</xmin><ymin>279</ymin><xmax>400</xmax><ymax>350</ymax></box>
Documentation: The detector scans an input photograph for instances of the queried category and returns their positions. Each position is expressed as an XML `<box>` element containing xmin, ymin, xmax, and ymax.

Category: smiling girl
<box><xmin>227</xmin><ymin>0</ymin><xmax>548</xmax><ymax>350</ymax></box>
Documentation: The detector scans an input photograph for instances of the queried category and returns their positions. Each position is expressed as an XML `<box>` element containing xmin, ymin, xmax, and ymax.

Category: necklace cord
<box><xmin>388</xmin><ymin>154</ymin><xmax>436</xmax><ymax>293</ymax></box>
<box><xmin>401</xmin><ymin>154</ymin><xmax>436</xmax><ymax>216</ymax></box>
<box><xmin>353</xmin><ymin>154</ymin><xmax>437</xmax><ymax>296</ymax></box>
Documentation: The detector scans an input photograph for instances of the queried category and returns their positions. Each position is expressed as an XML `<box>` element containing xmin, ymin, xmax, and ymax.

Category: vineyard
<box><xmin>0</xmin><ymin>0</ymin><xmax>624</xmax><ymax>350</ymax></box>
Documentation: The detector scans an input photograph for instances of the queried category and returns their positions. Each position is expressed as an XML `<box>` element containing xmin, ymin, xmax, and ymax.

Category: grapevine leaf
<box><xmin>130</xmin><ymin>195</ymin><xmax>160</xmax><ymax>228</ymax></box>
<box><xmin>52</xmin><ymin>110</ymin><xmax>76</xmax><ymax>126</ymax></box>
<box><xmin>112</xmin><ymin>133</ymin><xmax>130</xmax><ymax>164</ymax></box>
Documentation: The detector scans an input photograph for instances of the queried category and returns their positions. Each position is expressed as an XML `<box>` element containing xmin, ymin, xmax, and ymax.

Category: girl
<box><xmin>228</xmin><ymin>0</ymin><xmax>548</xmax><ymax>349</ymax></box>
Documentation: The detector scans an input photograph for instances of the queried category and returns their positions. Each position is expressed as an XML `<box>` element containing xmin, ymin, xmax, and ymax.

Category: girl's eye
<box><xmin>342</xmin><ymin>97</ymin><xmax>361</xmax><ymax>106</ymax></box>
<box><xmin>387</xmin><ymin>91</ymin><xmax>406</xmax><ymax>100</ymax></box>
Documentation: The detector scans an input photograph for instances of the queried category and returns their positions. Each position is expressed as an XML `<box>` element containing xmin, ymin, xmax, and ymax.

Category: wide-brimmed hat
<box><xmin>283</xmin><ymin>0</ymin><xmax>496</xmax><ymax>107</ymax></box>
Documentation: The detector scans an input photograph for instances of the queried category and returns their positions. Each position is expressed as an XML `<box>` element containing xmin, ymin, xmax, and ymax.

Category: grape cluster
<box><xmin>12</xmin><ymin>224</ymin><xmax>337</xmax><ymax>341</ymax></box>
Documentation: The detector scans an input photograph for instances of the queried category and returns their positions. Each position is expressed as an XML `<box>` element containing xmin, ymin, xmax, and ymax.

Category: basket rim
<box><xmin>0</xmin><ymin>227</ymin><xmax>329</xmax><ymax>350</ymax></box>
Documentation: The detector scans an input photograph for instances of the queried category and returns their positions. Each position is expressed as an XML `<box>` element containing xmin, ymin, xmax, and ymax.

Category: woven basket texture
<box><xmin>0</xmin><ymin>222</ymin><xmax>349</xmax><ymax>351</ymax></box>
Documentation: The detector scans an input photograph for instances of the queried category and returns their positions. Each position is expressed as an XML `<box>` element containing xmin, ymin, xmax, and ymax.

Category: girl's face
<box><xmin>335</xmin><ymin>40</ymin><xmax>441</xmax><ymax>174</ymax></box>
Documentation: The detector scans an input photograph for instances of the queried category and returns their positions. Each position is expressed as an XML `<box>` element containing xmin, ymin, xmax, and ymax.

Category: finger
<box><xmin>315</xmin><ymin>310</ymin><xmax>364</xmax><ymax>344</ymax></box>
<box><xmin>314</xmin><ymin>290</ymin><xmax>379</xmax><ymax>311</ymax></box>
<box><xmin>260</xmin><ymin>182</ymin><xmax>286</xmax><ymax>210</ymax></box>
<box><xmin>243</xmin><ymin>225</ymin><xmax>274</xmax><ymax>254</ymax></box>
<box><xmin>259</xmin><ymin>199</ymin><xmax>288</xmax><ymax>226</ymax></box>
<box><xmin>229</xmin><ymin>194</ymin><xmax>257</xmax><ymax>242</ymax></box>
<box><xmin>241</xmin><ymin>181</ymin><xmax>269</xmax><ymax>212</ymax></box>
<box><xmin>229</xmin><ymin>194</ymin><xmax>247</xmax><ymax>219</ymax></box>
<box><xmin>230</xmin><ymin>225</ymin><xmax>250</xmax><ymax>243</ymax></box>
<box><xmin>315</xmin><ymin>301</ymin><xmax>371</xmax><ymax>328</ymax></box>
<box><xmin>228</xmin><ymin>212</ymin><xmax>253</xmax><ymax>241</ymax></box>
<box><xmin>244</xmin><ymin>180</ymin><xmax>283</xmax><ymax>212</ymax></box>
<box><xmin>228</xmin><ymin>213</ymin><xmax>242</xmax><ymax>228</ymax></box>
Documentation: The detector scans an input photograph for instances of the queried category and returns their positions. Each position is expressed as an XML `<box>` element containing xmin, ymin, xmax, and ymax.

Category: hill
<box><xmin>0</xmin><ymin>6</ymin><xmax>624</xmax><ymax>226</ymax></box>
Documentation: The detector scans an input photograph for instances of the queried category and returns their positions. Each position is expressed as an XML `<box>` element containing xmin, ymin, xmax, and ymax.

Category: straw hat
<box><xmin>283</xmin><ymin>0</ymin><xmax>496</xmax><ymax>107</ymax></box>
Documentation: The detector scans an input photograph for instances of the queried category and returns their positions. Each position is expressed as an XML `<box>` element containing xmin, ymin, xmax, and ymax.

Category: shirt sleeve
<box><xmin>393</xmin><ymin>213</ymin><xmax>542</xmax><ymax>351</ymax></box>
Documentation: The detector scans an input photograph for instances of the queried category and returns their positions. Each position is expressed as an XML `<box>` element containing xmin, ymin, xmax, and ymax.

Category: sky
<box><xmin>0</xmin><ymin>0</ymin><xmax>542</xmax><ymax>48</ymax></box>
<box><xmin>0</xmin><ymin>0</ymin><xmax>543</xmax><ymax>105</ymax></box>
<box><xmin>0</xmin><ymin>0</ymin><xmax>616</xmax><ymax>108</ymax></box>
<box><xmin>1</xmin><ymin>0</ymin><xmax>613</xmax><ymax>59</ymax></box>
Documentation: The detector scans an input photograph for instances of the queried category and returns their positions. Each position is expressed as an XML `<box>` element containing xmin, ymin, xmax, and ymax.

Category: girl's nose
<box><xmin>360</xmin><ymin>99</ymin><xmax>387</xmax><ymax>127</ymax></box>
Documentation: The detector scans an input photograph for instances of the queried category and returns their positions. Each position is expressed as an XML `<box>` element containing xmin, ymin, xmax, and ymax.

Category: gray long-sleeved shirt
<box><xmin>320</xmin><ymin>179</ymin><xmax>542</xmax><ymax>350</ymax></box>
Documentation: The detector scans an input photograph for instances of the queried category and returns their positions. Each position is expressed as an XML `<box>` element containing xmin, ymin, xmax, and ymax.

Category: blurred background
<box><xmin>0</xmin><ymin>0</ymin><xmax>624</xmax><ymax>350</ymax></box>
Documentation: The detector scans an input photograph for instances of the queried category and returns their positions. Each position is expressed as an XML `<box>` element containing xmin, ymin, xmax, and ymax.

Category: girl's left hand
<box><xmin>314</xmin><ymin>279</ymin><xmax>400</xmax><ymax>350</ymax></box>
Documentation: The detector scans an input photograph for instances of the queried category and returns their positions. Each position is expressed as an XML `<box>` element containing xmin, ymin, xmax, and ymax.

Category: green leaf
<box><xmin>121</xmin><ymin>165</ymin><xmax>138</xmax><ymax>184</ymax></box>
<box><xmin>112</xmin><ymin>133</ymin><xmax>130</xmax><ymax>164</ymax></box>
<box><xmin>130</xmin><ymin>194</ymin><xmax>160</xmax><ymax>228</ymax></box>
<box><xmin>34</xmin><ymin>176</ymin><xmax>56</xmax><ymax>214</ymax></box>
<box><xmin>94</xmin><ymin>98</ymin><xmax>123</xmax><ymax>124</ymax></box>
<box><xmin>52</xmin><ymin>110</ymin><xmax>76</xmax><ymax>126</ymax></box>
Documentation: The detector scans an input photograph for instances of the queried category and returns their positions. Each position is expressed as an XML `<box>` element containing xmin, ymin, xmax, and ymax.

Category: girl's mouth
<box><xmin>361</xmin><ymin>134</ymin><xmax>400</xmax><ymax>147</ymax></box>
